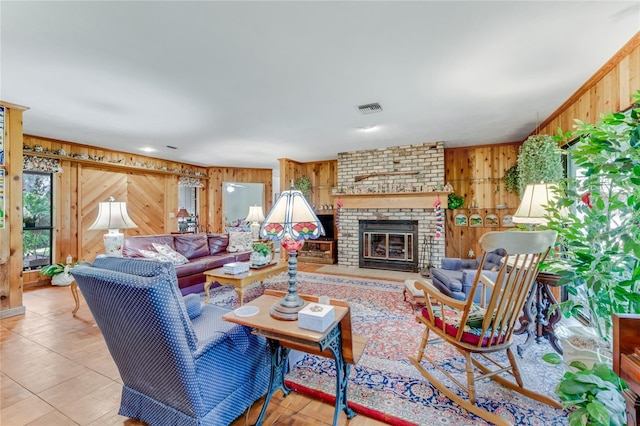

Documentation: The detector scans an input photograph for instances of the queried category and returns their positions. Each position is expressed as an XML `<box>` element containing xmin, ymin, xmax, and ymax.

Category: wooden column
<box><xmin>0</xmin><ymin>101</ymin><xmax>29</xmax><ymax>318</ymax></box>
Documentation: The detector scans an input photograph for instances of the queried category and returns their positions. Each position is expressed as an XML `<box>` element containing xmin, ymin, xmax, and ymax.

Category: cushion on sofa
<box><xmin>228</xmin><ymin>231</ymin><xmax>253</xmax><ymax>252</ymax></box>
<box><xmin>123</xmin><ymin>235</ymin><xmax>176</xmax><ymax>258</ymax></box>
<box><xmin>207</xmin><ymin>234</ymin><xmax>230</xmax><ymax>255</ymax></box>
<box><xmin>174</xmin><ymin>233</ymin><xmax>210</xmax><ymax>259</ymax></box>
<box><xmin>152</xmin><ymin>243</ymin><xmax>189</xmax><ymax>265</ymax></box>
<box><xmin>139</xmin><ymin>249</ymin><xmax>173</xmax><ymax>263</ymax></box>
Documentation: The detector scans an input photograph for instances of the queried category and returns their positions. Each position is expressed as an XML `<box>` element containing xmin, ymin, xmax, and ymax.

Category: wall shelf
<box><xmin>332</xmin><ymin>192</ymin><xmax>451</xmax><ymax>209</ymax></box>
<box><xmin>23</xmin><ymin>151</ymin><xmax>209</xmax><ymax>179</ymax></box>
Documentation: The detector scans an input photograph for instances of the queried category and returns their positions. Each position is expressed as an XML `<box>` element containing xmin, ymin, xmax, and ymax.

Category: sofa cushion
<box><xmin>123</xmin><ymin>235</ymin><xmax>176</xmax><ymax>258</ymax></box>
<box><xmin>431</xmin><ymin>268</ymin><xmax>463</xmax><ymax>292</ymax></box>
<box><xmin>139</xmin><ymin>249</ymin><xmax>173</xmax><ymax>263</ymax></box>
<box><xmin>207</xmin><ymin>234</ymin><xmax>229</xmax><ymax>255</ymax></box>
<box><xmin>174</xmin><ymin>233</ymin><xmax>210</xmax><ymax>260</ymax></box>
<box><xmin>153</xmin><ymin>243</ymin><xmax>189</xmax><ymax>265</ymax></box>
<box><xmin>228</xmin><ymin>231</ymin><xmax>253</xmax><ymax>252</ymax></box>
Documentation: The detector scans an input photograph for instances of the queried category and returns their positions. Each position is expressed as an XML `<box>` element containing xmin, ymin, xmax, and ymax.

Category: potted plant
<box><xmin>250</xmin><ymin>241</ymin><xmax>272</xmax><ymax>267</ymax></box>
<box><xmin>502</xmin><ymin>164</ymin><xmax>519</xmax><ymax>194</ymax></box>
<box><xmin>447</xmin><ymin>193</ymin><xmax>464</xmax><ymax>209</ymax></box>
<box><xmin>39</xmin><ymin>262</ymin><xmax>78</xmax><ymax>286</ymax></box>
<box><xmin>545</xmin><ymin>91</ymin><xmax>640</xmax><ymax>347</ymax></box>
<box><xmin>542</xmin><ymin>354</ymin><xmax>627</xmax><ymax>426</ymax></box>
<box><xmin>517</xmin><ymin>134</ymin><xmax>564</xmax><ymax>197</ymax></box>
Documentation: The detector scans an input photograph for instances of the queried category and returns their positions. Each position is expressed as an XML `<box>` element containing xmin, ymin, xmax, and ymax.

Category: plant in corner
<box><xmin>545</xmin><ymin>91</ymin><xmax>640</xmax><ymax>344</ymax></box>
<box><xmin>542</xmin><ymin>353</ymin><xmax>627</xmax><ymax>426</ymax></box>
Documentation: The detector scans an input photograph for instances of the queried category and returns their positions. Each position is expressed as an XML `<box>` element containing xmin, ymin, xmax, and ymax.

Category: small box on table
<box><xmin>298</xmin><ymin>303</ymin><xmax>335</xmax><ymax>332</ymax></box>
<box><xmin>222</xmin><ymin>262</ymin><xmax>249</xmax><ymax>275</ymax></box>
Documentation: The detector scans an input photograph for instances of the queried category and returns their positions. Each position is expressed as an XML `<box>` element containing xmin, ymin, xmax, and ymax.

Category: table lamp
<box><xmin>513</xmin><ymin>183</ymin><xmax>561</xmax><ymax>229</ymax></box>
<box><xmin>88</xmin><ymin>197</ymin><xmax>138</xmax><ymax>256</ymax></box>
<box><xmin>177</xmin><ymin>208</ymin><xmax>190</xmax><ymax>232</ymax></box>
<box><xmin>260</xmin><ymin>186</ymin><xmax>324</xmax><ymax>320</ymax></box>
<box><xmin>245</xmin><ymin>205</ymin><xmax>265</xmax><ymax>240</ymax></box>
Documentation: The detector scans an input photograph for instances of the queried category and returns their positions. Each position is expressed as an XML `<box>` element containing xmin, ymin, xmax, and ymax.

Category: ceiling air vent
<box><xmin>357</xmin><ymin>102</ymin><xmax>383</xmax><ymax>114</ymax></box>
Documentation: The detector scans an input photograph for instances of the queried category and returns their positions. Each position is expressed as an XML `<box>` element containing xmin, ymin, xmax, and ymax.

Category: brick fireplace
<box><xmin>335</xmin><ymin>142</ymin><xmax>446</xmax><ymax>270</ymax></box>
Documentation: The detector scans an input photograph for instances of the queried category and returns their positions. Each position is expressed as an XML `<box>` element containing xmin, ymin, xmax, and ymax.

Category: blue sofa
<box><xmin>431</xmin><ymin>249</ymin><xmax>505</xmax><ymax>303</ymax></box>
<box><xmin>72</xmin><ymin>257</ymin><xmax>269</xmax><ymax>426</ymax></box>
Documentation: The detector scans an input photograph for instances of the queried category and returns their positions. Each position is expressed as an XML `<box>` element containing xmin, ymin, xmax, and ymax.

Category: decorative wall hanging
<box><xmin>23</xmin><ymin>155</ymin><xmax>63</xmax><ymax>173</ymax></box>
<box><xmin>0</xmin><ymin>106</ymin><xmax>4</xmax><ymax>166</ymax></box>
<box><xmin>484</xmin><ymin>214</ymin><xmax>499</xmax><ymax>227</ymax></box>
<box><xmin>454</xmin><ymin>213</ymin><xmax>468</xmax><ymax>227</ymax></box>
<box><xmin>502</xmin><ymin>215</ymin><xmax>515</xmax><ymax>227</ymax></box>
<box><xmin>469</xmin><ymin>214</ymin><xmax>483</xmax><ymax>227</ymax></box>
<box><xmin>433</xmin><ymin>196</ymin><xmax>443</xmax><ymax>238</ymax></box>
<box><xmin>0</xmin><ymin>169</ymin><xmax>4</xmax><ymax>229</ymax></box>
<box><xmin>178</xmin><ymin>176</ymin><xmax>204</xmax><ymax>188</ymax></box>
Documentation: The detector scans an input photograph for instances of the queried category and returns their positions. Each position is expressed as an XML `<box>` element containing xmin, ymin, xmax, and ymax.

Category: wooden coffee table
<box><xmin>203</xmin><ymin>261</ymin><xmax>287</xmax><ymax>305</ymax></box>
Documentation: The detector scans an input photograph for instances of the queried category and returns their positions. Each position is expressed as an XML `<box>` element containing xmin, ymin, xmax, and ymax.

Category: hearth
<box><xmin>359</xmin><ymin>220</ymin><xmax>419</xmax><ymax>272</ymax></box>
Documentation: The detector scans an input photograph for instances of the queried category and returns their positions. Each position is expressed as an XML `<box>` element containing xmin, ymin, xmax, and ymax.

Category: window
<box><xmin>23</xmin><ymin>172</ymin><xmax>53</xmax><ymax>270</ymax></box>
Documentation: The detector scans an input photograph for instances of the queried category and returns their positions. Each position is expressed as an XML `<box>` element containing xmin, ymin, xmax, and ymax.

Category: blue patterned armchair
<box><xmin>72</xmin><ymin>257</ymin><xmax>269</xmax><ymax>426</ymax></box>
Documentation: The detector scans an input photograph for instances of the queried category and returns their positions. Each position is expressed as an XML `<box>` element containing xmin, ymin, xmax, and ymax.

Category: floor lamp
<box><xmin>260</xmin><ymin>186</ymin><xmax>324</xmax><ymax>320</ymax></box>
<box><xmin>88</xmin><ymin>197</ymin><xmax>138</xmax><ymax>257</ymax></box>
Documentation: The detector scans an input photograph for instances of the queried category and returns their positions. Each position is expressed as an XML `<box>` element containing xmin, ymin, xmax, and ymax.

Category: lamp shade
<box><xmin>513</xmin><ymin>183</ymin><xmax>561</xmax><ymax>225</ymax></box>
<box><xmin>176</xmin><ymin>208</ymin><xmax>190</xmax><ymax>218</ymax></box>
<box><xmin>260</xmin><ymin>188</ymin><xmax>324</xmax><ymax>241</ymax></box>
<box><xmin>88</xmin><ymin>197</ymin><xmax>138</xmax><ymax>231</ymax></box>
<box><xmin>245</xmin><ymin>205</ymin><xmax>265</xmax><ymax>223</ymax></box>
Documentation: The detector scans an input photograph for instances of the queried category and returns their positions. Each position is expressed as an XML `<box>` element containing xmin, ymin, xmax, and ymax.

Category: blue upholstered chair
<box><xmin>72</xmin><ymin>257</ymin><xmax>269</xmax><ymax>426</ymax></box>
<box><xmin>431</xmin><ymin>249</ymin><xmax>505</xmax><ymax>304</ymax></box>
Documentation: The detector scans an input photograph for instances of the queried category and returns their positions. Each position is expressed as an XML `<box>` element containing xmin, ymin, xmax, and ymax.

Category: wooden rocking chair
<box><xmin>409</xmin><ymin>230</ymin><xmax>561</xmax><ymax>426</ymax></box>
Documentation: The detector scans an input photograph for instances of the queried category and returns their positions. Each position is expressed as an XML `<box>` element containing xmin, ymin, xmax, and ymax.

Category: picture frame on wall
<box><xmin>469</xmin><ymin>214</ymin><xmax>483</xmax><ymax>227</ymax></box>
<box><xmin>485</xmin><ymin>214</ymin><xmax>499</xmax><ymax>227</ymax></box>
<box><xmin>454</xmin><ymin>213</ymin><xmax>468</xmax><ymax>226</ymax></box>
<box><xmin>0</xmin><ymin>106</ymin><xmax>4</xmax><ymax>166</ymax></box>
<box><xmin>0</xmin><ymin>169</ymin><xmax>4</xmax><ymax>229</ymax></box>
<box><xmin>502</xmin><ymin>214</ymin><xmax>515</xmax><ymax>227</ymax></box>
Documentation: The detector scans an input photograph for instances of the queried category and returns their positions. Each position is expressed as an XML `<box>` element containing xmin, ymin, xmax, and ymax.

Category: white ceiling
<box><xmin>1</xmin><ymin>1</ymin><xmax>639</xmax><ymax>171</ymax></box>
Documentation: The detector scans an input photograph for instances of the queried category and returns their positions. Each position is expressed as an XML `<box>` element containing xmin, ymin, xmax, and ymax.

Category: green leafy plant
<box><xmin>502</xmin><ymin>164</ymin><xmax>520</xmax><ymax>194</ymax></box>
<box><xmin>543</xmin><ymin>353</ymin><xmax>627</xmax><ymax>426</ymax></box>
<box><xmin>517</xmin><ymin>134</ymin><xmax>564</xmax><ymax>197</ymax></box>
<box><xmin>294</xmin><ymin>176</ymin><xmax>311</xmax><ymax>197</ymax></box>
<box><xmin>545</xmin><ymin>91</ymin><xmax>640</xmax><ymax>342</ymax></box>
<box><xmin>39</xmin><ymin>263</ymin><xmax>68</xmax><ymax>277</ymax></box>
<box><xmin>447</xmin><ymin>193</ymin><xmax>464</xmax><ymax>209</ymax></box>
<box><xmin>252</xmin><ymin>242</ymin><xmax>272</xmax><ymax>257</ymax></box>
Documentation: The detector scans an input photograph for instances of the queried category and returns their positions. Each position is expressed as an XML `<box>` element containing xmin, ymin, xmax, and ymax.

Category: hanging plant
<box><xmin>294</xmin><ymin>176</ymin><xmax>311</xmax><ymax>197</ymax></box>
<box><xmin>502</xmin><ymin>165</ymin><xmax>519</xmax><ymax>194</ymax></box>
<box><xmin>517</xmin><ymin>134</ymin><xmax>563</xmax><ymax>197</ymax></box>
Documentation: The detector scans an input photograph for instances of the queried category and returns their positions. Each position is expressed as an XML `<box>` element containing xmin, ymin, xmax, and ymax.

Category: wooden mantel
<box><xmin>333</xmin><ymin>192</ymin><xmax>450</xmax><ymax>210</ymax></box>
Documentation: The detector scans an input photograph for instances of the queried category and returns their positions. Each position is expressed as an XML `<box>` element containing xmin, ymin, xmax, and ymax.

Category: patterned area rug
<box><xmin>205</xmin><ymin>272</ymin><xmax>568</xmax><ymax>426</ymax></box>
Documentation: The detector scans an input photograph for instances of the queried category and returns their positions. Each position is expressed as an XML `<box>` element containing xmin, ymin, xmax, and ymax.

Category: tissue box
<box><xmin>222</xmin><ymin>262</ymin><xmax>249</xmax><ymax>275</ymax></box>
<box><xmin>298</xmin><ymin>303</ymin><xmax>335</xmax><ymax>332</ymax></box>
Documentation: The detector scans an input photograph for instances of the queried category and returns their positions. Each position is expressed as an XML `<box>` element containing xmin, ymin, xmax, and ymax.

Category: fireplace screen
<box><xmin>359</xmin><ymin>220</ymin><xmax>419</xmax><ymax>272</ymax></box>
<box><xmin>362</xmin><ymin>232</ymin><xmax>413</xmax><ymax>262</ymax></box>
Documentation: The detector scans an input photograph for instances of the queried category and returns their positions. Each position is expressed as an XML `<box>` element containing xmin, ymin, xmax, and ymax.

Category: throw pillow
<box><xmin>139</xmin><ymin>249</ymin><xmax>172</xmax><ymax>263</ymax></box>
<box><xmin>228</xmin><ymin>231</ymin><xmax>253</xmax><ymax>252</ymax></box>
<box><xmin>152</xmin><ymin>243</ymin><xmax>189</xmax><ymax>265</ymax></box>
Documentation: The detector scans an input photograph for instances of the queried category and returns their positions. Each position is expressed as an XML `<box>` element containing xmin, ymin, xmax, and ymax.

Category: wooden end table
<box><xmin>223</xmin><ymin>290</ymin><xmax>360</xmax><ymax>426</ymax></box>
<box><xmin>203</xmin><ymin>261</ymin><xmax>287</xmax><ymax>305</ymax></box>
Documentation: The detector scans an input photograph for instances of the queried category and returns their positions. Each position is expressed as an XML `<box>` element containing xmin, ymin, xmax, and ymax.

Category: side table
<box><xmin>515</xmin><ymin>271</ymin><xmax>564</xmax><ymax>355</ymax></box>
<box><xmin>223</xmin><ymin>290</ymin><xmax>364</xmax><ymax>426</ymax></box>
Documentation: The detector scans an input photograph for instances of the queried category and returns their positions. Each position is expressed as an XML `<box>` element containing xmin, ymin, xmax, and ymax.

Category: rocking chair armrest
<box><xmin>414</xmin><ymin>279</ymin><xmax>468</xmax><ymax>310</ymax></box>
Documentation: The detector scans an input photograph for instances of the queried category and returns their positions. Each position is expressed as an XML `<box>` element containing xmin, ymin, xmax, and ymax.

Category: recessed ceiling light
<box><xmin>360</xmin><ymin>125</ymin><xmax>378</xmax><ymax>132</ymax></box>
<box><xmin>140</xmin><ymin>147</ymin><xmax>156</xmax><ymax>153</ymax></box>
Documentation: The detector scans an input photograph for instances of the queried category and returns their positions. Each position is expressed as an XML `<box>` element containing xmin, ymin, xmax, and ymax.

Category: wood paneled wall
<box><xmin>535</xmin><ymin>32</ymin><xmax>640</xmax><ymax>139</ymax></box>
<box><xmin>17</xmin><ymin>136</ymin><xmax>272</xmax><ymax>287</ymax></box>
<box><xmin>279</xmin><ymin>158</ymin><xmax>338</xmax><ymax>211</ymax></box>
<box><xmin>444</xmin><ymin>143</ymin><xmax>521</xmax><ymax>210</ymax></box>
